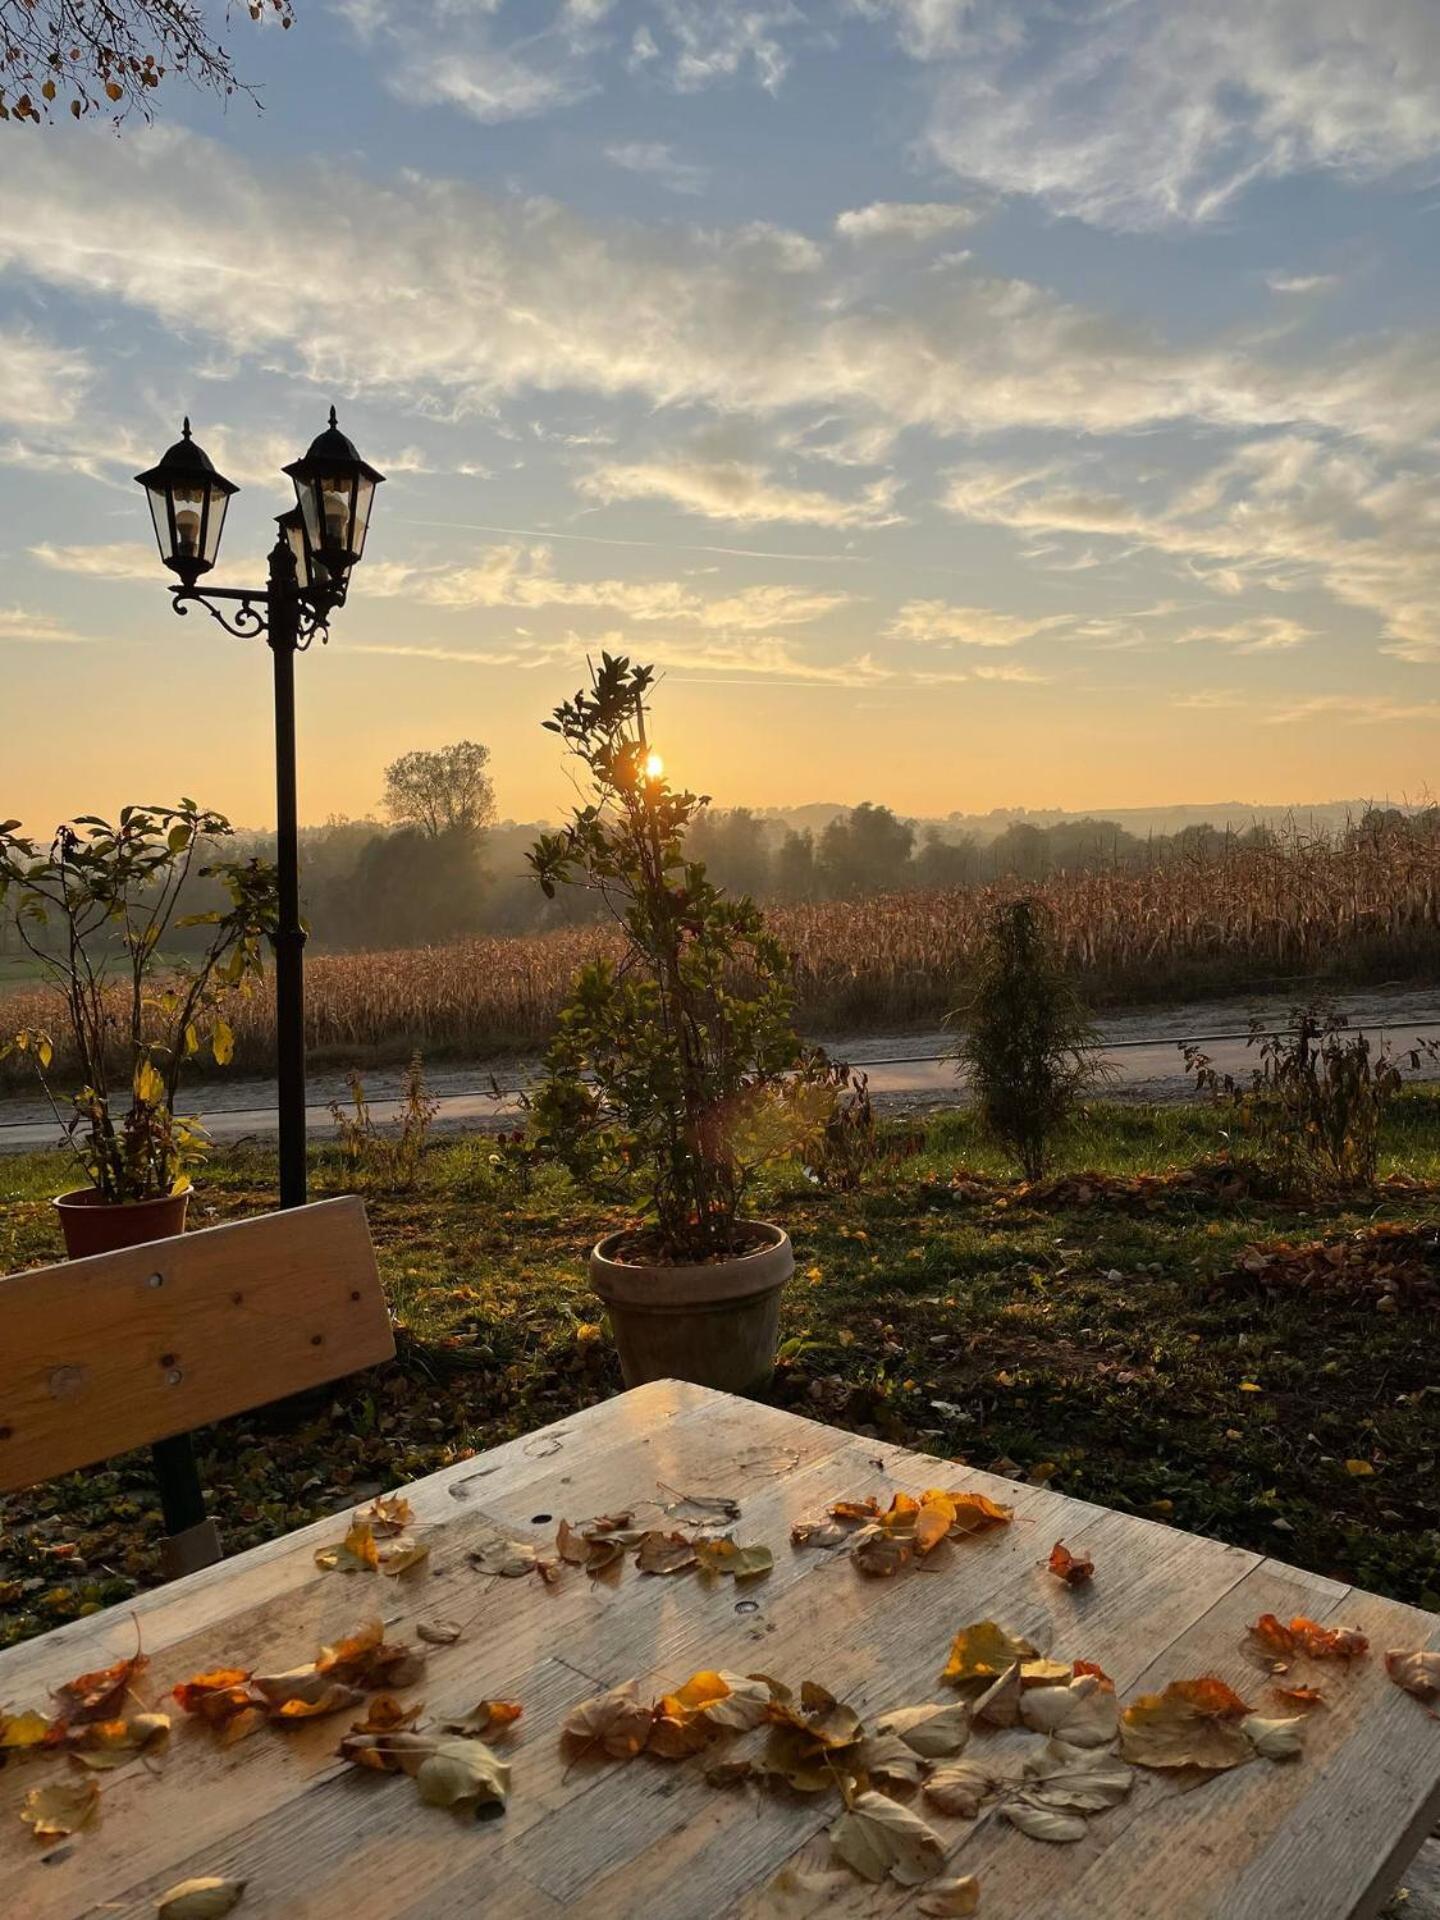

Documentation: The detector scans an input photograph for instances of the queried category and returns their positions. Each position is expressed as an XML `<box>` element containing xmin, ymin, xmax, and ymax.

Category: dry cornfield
<box><xmin>3</xmin><ymin>829</ymin><xmax>1439</xmax><ymax>1084</ymax></box>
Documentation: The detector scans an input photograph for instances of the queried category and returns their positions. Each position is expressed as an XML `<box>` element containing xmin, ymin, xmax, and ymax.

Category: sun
<box><xmin>643</xmin><ymin>750</ymin><xmax>665</xmax><ymax>781</ymax></box>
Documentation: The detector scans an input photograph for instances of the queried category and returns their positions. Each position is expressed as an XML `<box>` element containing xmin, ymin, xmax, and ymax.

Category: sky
<box><xmin>3</xmin><ymin>0</ymin><xmax>1440</xmax><ymax>831</ymax></box>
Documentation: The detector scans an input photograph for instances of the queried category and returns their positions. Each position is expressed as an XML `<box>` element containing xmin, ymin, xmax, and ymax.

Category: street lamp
<box><xmin>136</xmin><ymin>409</ymin><xmax>385</xmax><ymax>1212</ymax></box>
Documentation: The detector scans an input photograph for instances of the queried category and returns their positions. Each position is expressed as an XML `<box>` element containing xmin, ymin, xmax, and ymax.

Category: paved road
<box><xmin>2</xmin><ymin>989</ymin><xmax>1437</xmax><ymax>1153</ymax></box>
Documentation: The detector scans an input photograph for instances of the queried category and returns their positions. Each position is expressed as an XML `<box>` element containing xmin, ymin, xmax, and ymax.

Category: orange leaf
<box><xmin>1169</xmin><ymin>1676</ymin><xmax>1253</xmax><ymax>1719</ymax></box>
<box><xmin>54</xmin><ymin>1653</ymin><xmax>148</xmax><ymax>1723</ymax></box>
<box><xmin>946</xmin><ymin>1492</ymin><xmax>1014</xmax><ymax>1537</ymax></box>
<box><xmin>1272</xmin><ymin>1684</ymin><xmax>1324</xmax><ymax>1708</ymax></box>
<box><xmin>1289</xmin><ymin>1617</ymin><xmax>1368</xmax><ymax>1661</ymax></box>
<box><xmin>829</xmin><ymin>1498</ymin><xmax>881</xmax><ymax>1524</ymax></box>
<box><xmin>1073</xmin><ymin>1660</ymin><xmax>1114</xmax><ymax>1691</ymax></box>
<box><xmin>1048</xmin><ymin>1541</ymin><xmax>1094</xmax><ymax>1586</ymax></box>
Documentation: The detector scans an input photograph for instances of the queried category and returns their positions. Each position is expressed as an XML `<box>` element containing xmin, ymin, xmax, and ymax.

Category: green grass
<box><xmin>1</xmin><ymin>1095</ymin><xmax>1437</xmax><ymax>1651</ymax></box>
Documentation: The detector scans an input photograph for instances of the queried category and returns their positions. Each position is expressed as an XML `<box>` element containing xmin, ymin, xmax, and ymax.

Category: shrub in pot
<box><xmin>0</xmin><ymin>803</ymin><xmax>278</xmax><ymax>1255</ymax></box>
<box><xmin>528</xmin><ymin>654</ymin><xmax>828</xmax><ymax>1394</ymax></box>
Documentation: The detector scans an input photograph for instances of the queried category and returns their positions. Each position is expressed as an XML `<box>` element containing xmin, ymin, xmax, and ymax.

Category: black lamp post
<box><xmin>136</xmin><ymin>410</ymin><xmax>384</xmax><ymax>1212</ymax></box>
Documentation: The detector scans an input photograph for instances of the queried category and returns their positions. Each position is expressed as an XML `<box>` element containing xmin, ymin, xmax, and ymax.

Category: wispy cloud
<box><xmin>579</xmin><ymin>457</ymin><xmax>902</xmax><ymax>527</ymax></box>
<box><xmin>0</xmin><ymin>606</ymin><xmax>91</xmax><ymax>644</ymax></box>
<box><xmin>885</xmin><ymin>600</ymin><xmax>1067</xmax><ymax>648</ymax></box>
<box><xmin>835</xmin><ymin>201</ymin><xmax>979</xmax><ymax>243</ymax></box>
<box><xmin>605</xmin><ymin>141</ymin><xmax>710</xmax><ymax>194</ymax></box>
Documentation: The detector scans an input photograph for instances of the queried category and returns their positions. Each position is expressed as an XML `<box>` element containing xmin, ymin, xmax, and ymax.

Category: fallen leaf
<box><xmin>1344</xmin><ymin>1459</ymin><xmax>1375</xmax><ymax>1478</ymax></box>
<box><xmin>0</xmin><ymin>1708</ymin><xmax>54</xmax><ymax>1749</ymax></box>
<box><xmin>1020</xmin><ymin>1739</ymin><xmax>1134</xmax><ymax>1811</ymax></box>
<box><xmin>1019</xmin><ymin>1659</ymin><xmax>1075</xmax><ymax>1689</ymax></box>
<box><xmin>53</xmin><ymin>1652</ymin><xmax>149</xmax><ymax>1724</ymax></box>
<box><xmin>691</xmin><ymin>1672</ymin><xmax>774</xmax><ymax>1733</ymax></box>
<box><xmin>1002</xmin><ymin>1800</ymin><xmax>1088</xmax><ymax>1844</ymax></box>
<box><xmin>791</xmin><ymin>1518</ymin><xmax>851</xmax><ymax>1550</ymax></box>
<box><xmin>156</xmin><ymin>1878</ymin><xmax>247</xmax><ymax>1919</ymax></box>
<box><xmin>853</xmin><ymin>1732</ymin><xmax>927</xmax><ymax>1787</ymax></box>
<box><xmin>830</xmin><ymin>1789</ymin><xmax>945</xmax><ymax>1885</ymax></box>
<box><xmin>70</xmin><ymin>1712</ymin><xmax>171</xmax><ymax>1769</ymax></box>
<box><xmin>469</xmin><ymin>1529</ymin><xmax>541</xmax><ymax>1578</ymax></box>
<box><xmin>352</xmin><ymin>1695</ymin><xmax>424</xmax><ymax>1735</ymax></box>
<box><xmin>828</xmin><ymin>1497</ymin><xmax>882</xmax><ymax>1525</ymax></box>
<box><xmin>694</xmin><ymin>1537</ymin><xmax>773</xmax><ymax>1580</ymax></box>
<box><xmin>918</xmin><ymin>1875</ymin><xmax>981</xmax><ymax>1918</ymax></box>
<box><xmin>972</xmin><ymin>1663</ymin><xmax>1023</xmax><ymax>1729</ymax></box>
<box><xmin>1242</xmin><ymin>1714</ymin><xmax>1305</xmax><ymax>1760</ymax></box>
<box><xmin>376</xmin><ymin>1536</ymin><xmax>430</xmax><ymax>1578</ymax></box>
<box><xmin>946</xmin><ymin>1492</ymin><xmax>1013</xmax><ymax>1537</ymax></box>
<box><xmin>316</xmin><ymin>1622</ymin><xmax>424</xmax><ymax>1692</ymax></box>
<box><xmin>647</xmin><ymin>1713</ymin><xmax>714</xmax><ymax>1760</ymax></box>
<box><xmin>21</xmin><ymin>1777</ymin><xmax>99</xmax><ymax>1841</ymax></box>
<box><xmin>1247</xmin><ymin>1614</ymin><xmax>1368</xmax><ymax>1662</ymax></box>
<box><xmin>942</xmin><ymin>1623</ymin><xmax>1038</xmax><ymax>1690</ymax></box>
<box><xmin>171</xmin><ymin>1670</ymin><xmax>258</xmax><ymax>1737</ymax></box>
<box><xmin>416</xmin><ymin>1619</ymin><xmax>463</xmax><ymax>1647</ymax></box>
<box><xmin>1072</xmin><ymin>1660</ymin><xmax>1114</xmax><ymax>1690</ymax></box>
<box><xmin>923</xmin><ymin>1761</ymin><xmax>1000</xmax><ymax>1818</ymax></box>
<box><xmin>415</xmin><ymin>1737</ymin><xmax>510</xmax><ymax>1811</ymax></box>
<box><xmin>443</xmin><ymin>1699</ymin><xmax>522</xmax><ymax>1737</ymax></box>
<box><xmin>1048</xmin><ymin>1541</ymin><xmax>1094</xmax><ymax>1587</ymax></box>
<box><xmin>873</xmin><ymin>1701</ymin><xmax>972</xmax><ymax>1758</ymax></box>
<box><xmin>561</xmin><ymin>1682</ymin><xmax>653</xmax><ymax>1762</ymax></box>
<box><xmin>1385</xmin><ymin>1650</ymin><xmax>1440</xmax><ymax>1700</ymax></box>
<box><xmin>635</xmin><ymin>1530</ymin><xmax>698</xmax><ymax>1575</ymax></box>
<box><xmin>356</xmin><ymin>1493</ymin><xmax>414</xmax><ymax>1535</ymax></box>
<box><xmin>1272</xmin><ymin>1684</ymin><xmax>1324</xmax><ymax>1709</ymax></box>
<box><xmin>1019</xmin><ymin>1675</ymin><xmax>1115</xmax><ymax>1747</ymax></box>
<box><xmin>914</xmin><ymin>1492</ymin><xmax>957</xmax><ymax>1553</ymax></box>
<box><xmin>850</xmin><ymin>1526</ymin><xmax>914</xmax><ymax>1578</ymax></box>
<box><xmin>1118</xmin><ymin>1677</ymin><xmax>1254</xmax><ymax>1771</ymax></box>
<box><xmin>314</xmin><ymin>1519</ymin><xmax>381</xmax><ymax>1574</ymax></box>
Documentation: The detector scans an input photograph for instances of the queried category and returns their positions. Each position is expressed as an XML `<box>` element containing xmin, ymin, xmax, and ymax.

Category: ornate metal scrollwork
<box><xmin>171</xmin><ymin>591</ymin><xmax>269</xmax><ymax>642</ymax></box>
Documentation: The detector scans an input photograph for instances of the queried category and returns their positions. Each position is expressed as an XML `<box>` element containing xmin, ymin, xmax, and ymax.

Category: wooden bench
<box><xmin>0</xmin><ymin>1196</ymin><xmax>394</xmax><ymax>1576</ymax></box>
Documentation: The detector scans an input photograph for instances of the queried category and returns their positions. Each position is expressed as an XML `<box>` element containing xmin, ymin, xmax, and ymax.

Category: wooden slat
<box><xmin>0</xmin><ymin>1197</ymin><xmax>393</xmax><ymax>1490</ymax></box>
<box><xmin>0</xmin><ymin>1384</ymin><xmax>1435</xmax><ymax>1920</ymax></box>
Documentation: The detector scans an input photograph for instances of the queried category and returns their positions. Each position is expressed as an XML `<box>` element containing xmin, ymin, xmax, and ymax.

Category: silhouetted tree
<box><xmin>382</xmin><ymin>741</ymin><xmax>496</xmax><ymax>840</ymax></box>
<box><xmin>818</xmin><ymin>803</ymin><xmax>914</xmax><ymax>897</ymax></box>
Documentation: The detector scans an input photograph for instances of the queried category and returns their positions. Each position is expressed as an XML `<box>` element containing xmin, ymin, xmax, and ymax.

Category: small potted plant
<box><xmin>528</xmin><ymin>655</ymin><xmax>822</xmax><ymax>1394</ymax></box>
<box><xmin>0</xmin><ymin>803</ymin><xmax>278</xmax><ymax>1256</ymax></box>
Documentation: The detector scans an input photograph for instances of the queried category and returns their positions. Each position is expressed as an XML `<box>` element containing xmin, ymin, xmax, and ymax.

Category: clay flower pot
<box><xmin>589</xmin><ymin>1224</ymin><xmax>793</xmax><ymax>1394</ymax></box>
<box><xmin>54</xmin><ymin>1187</ymin><xmax>190</xmax><ymax>1260</ymax></box>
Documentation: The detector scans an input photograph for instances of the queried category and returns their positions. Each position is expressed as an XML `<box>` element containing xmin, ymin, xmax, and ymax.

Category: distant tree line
<box><xmin>4</xmin><ymin>742</ymin><xmax>1434</xmax><ymax>963</ymax></box>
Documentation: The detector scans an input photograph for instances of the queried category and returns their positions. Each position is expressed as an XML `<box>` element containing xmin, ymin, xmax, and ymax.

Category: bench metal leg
<box><xmin>151</xmin><ymin>1433</ymin><xmax>223</xmax><ymax>1578</ymax></box>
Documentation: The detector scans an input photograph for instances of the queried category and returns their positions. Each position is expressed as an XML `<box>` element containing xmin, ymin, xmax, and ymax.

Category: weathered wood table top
<box><xmin>2</xmin><ymin>1381</ymin><xmax>1437</xmax><ymax>1919</ymax></box>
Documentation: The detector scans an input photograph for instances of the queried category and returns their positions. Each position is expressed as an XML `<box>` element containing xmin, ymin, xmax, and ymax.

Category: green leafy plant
<box><xmin>1183</xmin><ymin>1001</ymin><xmax>1436</xmax><ymax>1189</ymax></box>
<box><xmin>951</xmin><ymin>897</ymin><xmax>1104</xmax><ymax>1181</ymax></box>
<box><xmin>0</xmin><ymin>803</ymin><xmax>278</xmax><ymax>1202</ymax></box>
<box><xmin>528</xmin><ymin>654</ymin><xmax>832</xmax><ymax>1262</ymax></box>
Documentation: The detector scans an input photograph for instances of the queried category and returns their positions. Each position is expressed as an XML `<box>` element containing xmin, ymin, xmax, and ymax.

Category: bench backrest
<box><xmin>0</xmin><ymin>1196</ymin><xmax>394</xmax><ymax>1492</ymax></box>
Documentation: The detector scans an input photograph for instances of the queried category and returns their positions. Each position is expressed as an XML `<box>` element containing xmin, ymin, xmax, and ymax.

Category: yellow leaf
<box><xmin>211</xmin><ymin>1020</ymin><xmax>234</xmax><ymax>1067</ymax></box>
<box><xmin>694</xmin><ymin>1536</ymin><xmax>773</xmax><ymax>1580</ymax></box>
<box><xmin>415</xmin><ymin>1737</ymin><xmax>509</xmax><ymax>1809</ymax></box>
<box><xmin>314</xmin><ymin>1519</ymin><xmax>381</xmax><ymax>1573</ymax></box>
<box><xmin>1238</xmin><ymin>1381</ymin><xmax>1263</xmax><ymax>1393</ymax></box>
<box><xmin>1118</xmin><ymin>1677</ymin><xmax>1254</xmax><ymax>1770</ymax></box>
<box><xmin>941</xmin><ymin>1621</ymin><xmax>1038</xmax><ymax>1690</ymax></box>
<box><xmin>1344</xmin><ymin>1459</ymin><xmax>1375</xmax><ymax>1477</ymax></box>
<box><xmin>21</xmin><ymin>1776</ymin><xmax>99</xmax><ymax>1841</ymax></box>
<box><xmin>157</xmin><ymin>1879</ymin><xmax>248</xmax><ymax>1919</ymax></box>
<box><xmin>0</xmin><ymin>1708</ymin><xmax>53</xmax><ymax>1748</ymax></box>
<box><xmin>133</xmin><ymin>1058</ymin><xmax>165</xmax><ymax>1105</ymax></box>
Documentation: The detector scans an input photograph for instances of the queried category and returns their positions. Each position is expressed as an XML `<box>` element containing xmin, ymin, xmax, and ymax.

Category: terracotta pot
<box><xmin>589</xmin><ymin>1223</ymin><xmax>793</xmax><ymax>1394</ymax></box>
<box><xmin>54</xmin><ymin>1186</ymin><xmax>190</xmax><ymax>1260</ymax></box>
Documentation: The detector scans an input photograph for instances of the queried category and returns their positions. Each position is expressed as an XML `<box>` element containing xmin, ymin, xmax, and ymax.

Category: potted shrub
<box><xmin>528</xmin><ymin>655</ymin><xmax>822</xmax><ymax>1393</ymax></box>
<box><xmin>0</xmin><ymin>803</ymin><xmax>278</xmax><ymax>1256</ymax></box>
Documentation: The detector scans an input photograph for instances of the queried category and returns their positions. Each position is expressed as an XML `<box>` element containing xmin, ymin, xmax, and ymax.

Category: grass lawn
<box><xmin>1</xmin><ymin>1096</ymin><xmax>1437</xmax><ymax>1651</ymax></box>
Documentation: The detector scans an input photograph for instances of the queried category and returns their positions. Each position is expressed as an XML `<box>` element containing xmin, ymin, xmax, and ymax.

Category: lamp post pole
<box><xmin>267</xmin><ymin>531</ymin><xmax>308</xmax><ymax>1208</ymax></box>
<box><xmin>136</xmin><ymin>410</ymin><xmax>384</xmax><ymax>1213</ymax></box>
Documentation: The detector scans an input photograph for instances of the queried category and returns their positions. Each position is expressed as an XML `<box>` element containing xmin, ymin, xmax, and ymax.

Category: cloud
<box><xmin>0</xmin><ymin>331</ymin><xmax>92</xmax><ymax>431</ymax></box>
<box><xmin>1267</xmin><ymin>272</ymin><xmax>1341</xmax><ymax>295</ymax></box>
<box><xmin>357</xmin><ymin>541</ymin><xmax>852</xmax><ymax>629</ymax></box>
<box><xmin>605</xmin><ymin>141</ymin><xmax>710</xmax><ymax>194</ymax></box>
<box><xmin>0</xmin><ymin>605</ymin><xmax>90</xmax><ymax>644</ymax></box>
<box><xmin>4</xmin><ymin>130</ymin><xmax>1439</xmax><ymax>458</ymax></box>
<box><xmin>29</xmin><ymin>541</ymin><xmax>160</xmax><ymax>580</ymax></box>
<box><xmin>885</xmin><ymin>600</ymin><xmax>1066</xmax><ymax>648</ymax></box>
<box><xmin>906</xmin><ymin>0</ymin><xmax>1440</xmax><ymax>229</ymax></box>
<box><xmin>1176</xmin><ymin>616</ymin><xmax>1313</xmax><ymax>653</ymax></box>
<box><xmin>333</xmin><ymin>1</ymin><xmax>594</xmax><ymax>122</ymax></box>
<box><xmin>941</xmin><ymin>434</ymin><xmax>1440</xmax><ymax>663</ymax></box>
<box><xmin>835</xmin><ymin>201</ymin><xmax>979</xmax><ymax>243</ymax></box>
<box><xmin>579</xmin><ymin>456</ymin><xmax>902</xmax><ymax>526</ymax></box>
<box><xmin>1266</xmin><ymin>693</ymin><xmax>1440</xmax><ymax>725</ymax></box>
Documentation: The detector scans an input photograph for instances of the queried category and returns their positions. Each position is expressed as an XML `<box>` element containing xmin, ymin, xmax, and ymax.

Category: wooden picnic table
<box><xmin>1</xmin><ymin>1379</ymin><xmax>1437</xmax><ymax>1918</ymax></box>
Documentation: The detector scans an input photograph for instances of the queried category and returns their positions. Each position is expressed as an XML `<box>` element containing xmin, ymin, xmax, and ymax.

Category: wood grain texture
<box><xmin>0</xmin><ymin>1197</ymin><xmax>393</xmax><ymax>1490</ymax></box>
<box><xmin>0</xmin><ymin>1382</ymin><xmax>1433</xmax><ymax>1920</ymax></box>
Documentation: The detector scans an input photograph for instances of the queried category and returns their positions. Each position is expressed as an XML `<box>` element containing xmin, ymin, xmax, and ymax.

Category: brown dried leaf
<box><xmin>69</xmin><ymin>1711</ymin><xmax>170</xmax><ymax>1769</ymax></box>
<box><xmin>693</xmin><ymin>1536</ymin><xmax>774</xmax><ymax>1580</ymax></box>
<box><xmin>830</xmin><ymin>1789</ymin><xmax>945</xmax><ymax>1885</ymax></box>
<box><xmin>470</xmin><ymin>1530</ymin><xmax>541</xmax><ymax>1578</ymax></box>
<box><xmin>853</xmin><ymin>1731</ymin><xmax>927</xmax><ymax>1787</ymax></box>
<box><xmin>924</xmin><ymin>1761</ymin><xmax>1002</xmax><ymax>1819</ymax></box>
<box><xmin>635</xmin><ymin>1530</ymin><xmax>698</xmax><ymax>1575</ymax></box>
<box><xmin>1002</xmin><ymin>1799</ymin><xmax>1088</xmax><ymax>1844</ymax></box>
<box><xmin>416</xmin><ymin>1619</ymin><xmax>463</xmax><ymax>1647</ymax></box>
<box><xmin>917</xmin><ymin>1876</ymin><xmax>981</xmax><ymax>1918</ymax></box>
<box><xmin>443</xmin><ymin>1698</ymin><xmax>522</xmax><ymax>1737</ymax></box>
<box><xmin>316</xmin><ymin>1621</ymin><xmax>424</xmax><ymax>1692</ymax></box>
<box><xmin>1118</xmin><ymin>1677</ymin><xmax>1255</xmax><ymax>1771</ymax></box>
<box><xmin>1020</xmin><ymin>1739</ymin><xmax>1134</xmax><ymax>1811</ymax></box>
<box><xmin>53</xmin><ymin>1652</ymin><xmax>149</xmax><ymax>1724</ymax></box>
<box><xmin>790</xmin><ymin>1518</ymin><xmax>851</xmax><ymax>1550</ymax></box>
<box><xmin>1048</xmin><ymin>1541</ymin><xmax>1094</xmax><ymax>1586</ymax></box>
<box><xmin>415</xmin><ymin>1736</ymin><xmax>510</xmax><ymax>1810</ymax></box>
<box><xmin>1241</xmin><ymin>1714</ymin><xmax>1306</xmax><ymax>1760</ymax></box>
<box><xmin>561</xmin><ymin>1681</ymin><xmax>652</xmax><ymax>1762</ymax></box>
<box><xmin>1385</xmin><ymin>1649</ymin><xmax>1440</xmax><ymax>1700</ymax></box>
<box><xmin>972</xmin><ymin>1663</ymin><xmax>1023</xmax><ymax>1729</ymax></box>
<box><xmin>314</xmin><ymin>1519</ymin><xmax>381</xmax><ymax>1574</ymax></box>
<box><xmin>355</xmin><ymin>1493</ymin><xmax>414</xmax><ymax>1536</ymax></box>
<box><xmin>873</xmin><ymin>1701</ymin><xmax>972</xmax><ymax>1758</ymax></box>
<box><xmin>850</xmin><ymin>1526</ymin><xmax>914</xmax><ymax>1578</ymax></box>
